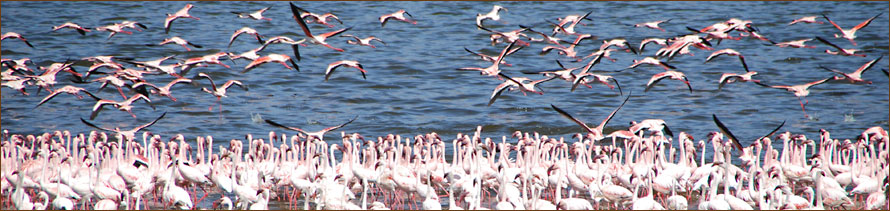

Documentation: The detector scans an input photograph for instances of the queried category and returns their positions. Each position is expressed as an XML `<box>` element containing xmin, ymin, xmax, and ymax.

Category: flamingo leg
<box><xmin>798</xmin><ymin>97</ymin><xmax>809</xmax><ymax>118</ymax></box>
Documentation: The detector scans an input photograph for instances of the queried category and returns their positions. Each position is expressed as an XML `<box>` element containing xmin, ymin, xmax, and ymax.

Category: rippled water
<box><xmin>2</xmin><ymin>1</ymin><xmax>888</xmax><ymax>209</ymax></box>
<box><xmin>3</xmin><ymin>1</ymin><xmax>889</xmax><ymax>162</ymax></box>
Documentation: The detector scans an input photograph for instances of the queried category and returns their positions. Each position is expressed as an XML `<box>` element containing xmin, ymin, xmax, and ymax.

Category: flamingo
<box><xmin>718</xmin><ymin>71</ymin><xmax>760</xmax><ymax>90</ymax></box>
<box><xmin>146</xmin><ymin>36</ymin><xmax>202</xmax><ymax>51</ymax></box>
<box><xmin>704</xmin><ymin>48</ymin><xmax>749</xmax><ymax>72</ymax></box>
<box><xmin>644</xmin><ymin>70</ymin><xmax>692</xmax><ymax>93</ymax></box>
<box><xmin>94</xmin><ymin>24</ymin><xmax>133</xmax><ymax>40</ymax></box>
<box><xmin>88</xmin><ymin>93</ymin><xmax>153</xmax><ymax>120</ymax></box>
<box><xmin>632</xmin><ymin>19</ymin><xmax>672</xmax><ymax>32</ymax></box>
<box><xmin>231</xmin><ymin>7</ymin><xmax>272</xmax><ymax>21</ymax></box>
<box><xmin>476</xmin><ymin>5</ymin><xmax>507</xmax><ymax>27</ymax></box>
<box><xmin>242</xmin><ymin>54</ymin><xmax>299</xmax><ymax>73</ymax></box>
<box><xmin>819</xmin><ymin>55</ymin><xmax>882</xmax><ymax>84</ymax></box>
<box><xmin>488</xmin><ymin>73</ymin><xmax>556</xmax><ymax>106</ymax></box>
<box><xmin>51</xmin><ymin>22</ymin><xmax>91</xmax><ymax>35</ymax></box>
<box><xmin>457</xmin><ymin>40</ymin><xmax>518</xmax><ymax>77</ymax></box>
<box><xmin>265</xmin><ymin>115</ymin><xmax>358</xmax><ymax>142</ymax></box>
<box><xmin>290</xmin><ymin>3</ymin><xmax>352</xmax><ymax>52</ymax></box>
<box><xmin>755</xmin><ymin>77</ymin><xmax>832</xmax><ymax>118</ymax></box>
<box><xmin>822</xmin><ymin>12</ymin><xmax>882</xmax><ymax>45</ymax></box>
<box><xmin>131</xmin><ymin>78</ymin><xmax>193</xmax><ymax>102</ymax></box>
<box><xmin>165</xmin><ymin>3</ymin><xmax>200</xmax><ymax>34</ymax></box>
<box><xmin>119</xmin><ymin>20</ymin><xmax>147</xmax><ymax>31</ymax></box>
<box><xmin>300</xmin><ymin>11</ymin><xmax>343</xmax><ymax>28</ymax></box>
<box><xmin>551</xmin><ymin>93</ymin><xmax>631</xmax><ymax>141</ymax></box>
<box><xmin>341</xmin><ymin>34</ymin><xmax>386</xmax><ymax>48</ymax></box>
<box><xmin>639</xmin><ymin>38</ymin><xmax>668</xmax><ymax>53</ymax></box>
<box><xmin>788</xmin><ymin>16</ymin><xmax>824</xmax><ymax>25</ymax></box>
<box><xmin>629</xmin><ymin>57</ymin><xmax>676</xmax><ymax>70</ymax></box>
<box><xmin>34</xmin><ymin>85</ymin><xmax>99</xmax><ymax>108</ymax></box>
<box><xmin>324</xmin><ymin>60</ymin><xmax>366</xmax><ymax>81</ymax></box>
<box><xmin>227</xmin><ymin>27</ymin><xmax>265</xmax><ymax>48</ymax></box>
<box><xmin>379</xmin><ymin>9</ymin><xmax>417</xmax><ymax>27</ymax></box>
<box><xmin>463</xmin><ymin>46</ymin><xmax>520</xmax><ymax>67</ymax></box>
<box><xmin>1</xmin><ymin>32</ymin><xmax>34</xmax><ymax>48</ymax></box>
<box><xmin>197</xmin><ymin>72</ymin><xmax>247</xmax><ymax>112</ymax></box>
<box><xmin>814</xmin><ymin>36</ymin><xmax>867</xmax><ymax>57</ymax></box>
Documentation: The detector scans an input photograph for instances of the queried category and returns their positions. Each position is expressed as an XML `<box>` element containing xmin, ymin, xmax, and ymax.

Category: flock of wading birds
<box><xmin>1</xmin><ymin>2</ymin><xmax>889</xmax><ymax>210</ymax></box>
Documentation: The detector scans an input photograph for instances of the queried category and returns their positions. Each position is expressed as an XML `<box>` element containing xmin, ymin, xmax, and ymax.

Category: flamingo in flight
<box><xmin>819</xmin><ymin>55</ymin><xmax>882</xmax><ymax>84</ymax></box>
<box><xmin>227</xmin><ymin>27</ymin><xmax>265</xmax><ymax>48</ymax></box>
<box><xmin>476</xmin><ymin>5</ymin><xmax>507</xmax><ymax>27</ymax></box>
<box><xmin>457</xmin><ymin>40</ymin><xmax>519</xmax><ymax>77</ymax></box>
<box><xmin>704</xmin><ymin>49</ymin><xmax>749</xmax><ymax>72</ymax></box>
<box><xmin>81</xmin><ymin>112</ymin><xmax>166</xmax><ymax>141</ymax></box>
<box><xmin>767</xmin><ymin>38</ymin><xmax>816</xmax><ymax>48</ymax></box>
<box><xmin>718</xmin><ymin>71</ymin><xmax>759</xmax><ymax>91</ymax></box>
<box><xmin>788</xmin><ymin>16</ymin><xmax>823</xmax><ymax>25</ymax></box>
<box><xmin>341</xmin><ymin>34</ymin><xmax>386</xmax><ymax>48</ymax></box>
<box><xmin>488</xmin><ymin>73</ymin><xmax>556</xmax><ymax>106</ymax></box>
<box><xmin>258</xmin><ymin>36</ymin><xmax>305</xmax><ymax>62</ymax></box>
<box><xmin>197</xmin><ymin>72</ymin><xmax>247</xmax><ymax>112</ymax></box>
<box><xmin>301</xmin><ymin>11</ymin><xmax>343</xmax><ymax>28</ymax></box>
<box><xmin>146</xmin><ymin>36</ymin><xmax>203</xmax><ymax>51</ymax></box>
<box><xmin>131</xmin><ymin>78</ymin><xmax>193</xmax><ymax>102</ymax></box>
<box><xmin>822</xmin><ymin>12</ymin><xmax>882</xmax><ymax>46</ymax></box>
<box><xmin>94</xmin><ymin>24</ymin><xmax>133</xmax><ymax>40</ymax></box>
<box><xmin>628</xmin><ymin>57</ymin><xmax>676</xmax><ymax>70</ymax></box>
<box><xmin>379</xmin><ymin>9</ymin><xmax>417</xmax><ymax>27</ymax></box>
<box><xmin>265</xmin><ymin>115</ymin><xmax>358</xmax><ymax>142</ymax></box>
<box><xmin>814</xmin><ymin>36</ymin><xmax>866</xmax><ymax>57</ymax></box>
<box><xmin>89</xmin><ymin>93</ymin><xmax>154</xmax><ymax>120</ymax></box>
<box><xmin>551</xmin><ymin>93</ymin><xmax>631</xmax><ymax>141</ymax></box>
<box><xmin>119</xmin><ymin>20</ymin><xmax>148</xmax><ymax>32</ymax></box>
<box><xmin>463</xmin><ymin>46</ymin><xmax>521</xmax><ymax>67</ymax></box>
<box><xmin>645</xmin><ymin>70</ymin><xmax>692</xmax><ymax>93</ymax></box>
<box><xmin>632</xmin><ymin>19</ymin><xmax>671</xmax><ymax>32</ymax></box>
<box><xmin>51</xmin><ymin>22</ymin><xmax>91</xmax><ymax>35</ymax></box>
<box><xmin>34</xmin><ymin>85</ymin><xmax>99</xmax><ymax>108</ymax></box>
<box><xmin>165</xmin><ymin>3</ymin><xmax>200</xmax><ymax>34</ymax></box>
<box><xmin>1</xmin><ymin>32</ymin><xmax>34</xmax><ymax>48</ymax></box>
<box><xmin>289</xmin><ymin>3</ymin><xmax>352</xmax><ymax>52</ymax></box>
<box><xmin>324</xmin><ymin>60</ymin><xmax>366</xmax><ymax>81</ymax></box>
<box><xmin>756</xmin><ymin>77</ymin><xmax>833</xmax><ymax>118</ymax></box>
<box><xmin>231</xmin><ymin>7</ymin><xmax>272</xmax><ymax>21</ymax></box>
<box><xmin>242</xmin><ymin>54</ymin><xmax>299</xmax><ymax>73</ymax></box>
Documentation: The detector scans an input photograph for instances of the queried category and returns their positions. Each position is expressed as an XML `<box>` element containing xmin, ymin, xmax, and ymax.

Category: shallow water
<box><xmin>1</xmin><ymin>1</ymin><xmax>888</xmax><ymax>209</ymax></box>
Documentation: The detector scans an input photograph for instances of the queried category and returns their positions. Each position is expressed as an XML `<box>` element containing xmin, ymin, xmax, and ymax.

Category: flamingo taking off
<box><xmin>341</xmin><ymin>34</ymin><xmax>386</xmax><ymax>48</ymax></box>
<box><xmin>476</xmin><ymin>5</ymin><xmax>507</xmax><ymax>27</ymax></box>
<box><xmin>551</xmin><ymin>93</ymin><xmax>631</xmax><ymax>141</ymax></box>
<box><xmin>51</xmin><ymin>22</ymin><xmax>91</xmax><ymax>35</ymax></box>
<box><xmin>34</xmin><ymin>85</ymin><xmax>99</xmax><ymax>108</ymax></box>
<box><xmin>242</xmin><ymin>54</ymin><xmax>299</xmax><ymax>73</ymax></box>
<box><xmin>756</xmin><ymin>77</ymin><xmax>832</xmax><ymax>118</ymax></box>
<box><xmin>819</xmin><ymin>55</ymin><xmax>882</xmax><ymax>84</ymax></box>
<box><xmin>81</xmin><ymin>112</ymin><xmax>166</xmax><ymax>141</ymax></box>
<box><xmin>265</xmin><ymin>115</ymin><xmax>358</xmax><ymax>142</ymax></box>
<box><xmin>196</xmin><ymin>72</ymin><xmax>247</xmax><ymax>112</ymax></box>
<box><xmin>89</xmin><ymin>93</ymin><xmax>154</xmax><ymax>120</ymax></box>
<box><xmin>227</xmin><ymin>27</ymin><xmax>265</xmax><ymax>48</ymax></box>
<box><xmin>1</xmin><ymin>32</ymin><xmax>34</xmax><ymax>48</ymax></box>
<box><xmin>300</xmin><ymin>11</ymin><xmax>343</xmax><ymax>28</ymax></box>
<box><xmin>632</xmin><ymin>19</ymin><xmax>672</xmax><ymax>32</ymax></box>
<box><xmin>814</xmin><ymin>36</ymin><xmax>866</xmax><ymax>57</ymax></box>
<box><xmin>132</xmin><ymin>78</ymin><xmax>193</xmax><ymax>102</ymax></box>
<box><xmin>146</xmin><ymin>36</ymin><xmax>203</xmax><ymax>51</ymax></box>
<box><xmin>788</xmin><ymin>16</ymin><xmax>824</xmax><ymax>25</ymax></box>
<box><xmin>704</xmin><ymin>48</ymin><xmax>749</xmax><ymax>72</ymax></box>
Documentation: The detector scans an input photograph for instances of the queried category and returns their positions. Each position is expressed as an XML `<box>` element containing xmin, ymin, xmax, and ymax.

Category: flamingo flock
<box><xmin>1</xmin><ymin>1</ymin><xmax>889</xmax><ymax>210</ymax></box>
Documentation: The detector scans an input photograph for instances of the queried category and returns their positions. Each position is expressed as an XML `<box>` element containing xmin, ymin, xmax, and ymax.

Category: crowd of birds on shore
<box><xmin>2</xmin><ymin>1</ymin><xmax>889</xmax><ymax>210</ymax></box>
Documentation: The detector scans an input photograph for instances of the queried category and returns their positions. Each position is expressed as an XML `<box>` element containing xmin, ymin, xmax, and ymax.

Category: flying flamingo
<box><xmin>231</xmin><ymin>7</ymin><xmax>271</xmax><ymax>21</ymax></box>
<box><xmin>704</xmin><ymin>48</ymin><xmax>749</xmax><ymax>72</ymax></box>
<box><xmin>242</xmin><ymin>54</ymin><xmax>299</xmax><ymax>73</ymax></box>
<box><xmin>51</xmin><ymin>22</ymin><xmax>91</xmax><ymax>35</ymax></box>
<box><xmin>788</xmin><ymin>16</ymin><xmax>824</xmax><ymax>25</ymax></box>
<box><xmin>165</xmin><ymin>3</ymin><xmax>200</xmax><ymax>34</ymax></box>
<box><xmin>227</xmin><ymin>27</ymin><xmax>265</xmax><ymax>48</ymax></box>
<box><xmin>1</xmin><ymin>32</ymin><xmax>34</xmax><ymax>48</ymax></box>
<box><xmin>488</xmin><ymin>73</ymin><xmax>556</xmax><ymax>106</ymax></box>
<box><xmin>645</xmin><ymin>70</ymin><xmax>692</xmax><ymax>93</ymax></box>
<box><xmin>324</xmin><ymin>60</ymin><xmax>366</xmax><ymax>81</ymax></box>
<box><xmin>819</xmin><ymin>55</ymin><xmax>882</xmax><ymax>84</ymax></box>
<box><xmin>196</xmin><ymin>72</ymin><xmax>247</xmax><ymax>112</ymax></box>
<box><xmin>80</xmin><ymin>112</ymin><xmax>166</xmax><ymax>141</ymax></box>
<box><xmin>146</xmin><ymin>36</ymin><xmax>203</xmax><ymax>51</ymax></box>
<box><xmin>814</xmin><ymin>36</ymin><xmax>866</xmax><ymax>57</ymax></box>
<box><xmin>264</xmin><ymin>115</ymin><xmax>358</xmax><ymax>142</ymax></box>
<box><xmin>94</xmin><ymin>24</ymin><xmax>132</xmax><ymax>40</ymax></box>
<box><xmin>629</xmin><ymin>57</ymin><xmax>676</xmax><ymax>70</ymax></box>
<box><xmin>457</xmin><ymin>41</ymin><xmax>518</xmax><ymax>77</ymax></box>
<box><xmin>89</xmin><ymin>93</ymin><xmax>154</xmax><ymax>120</ymax></box>
<box><xmin>755</xmin><ymin>77</ymin><xmax>832</xmax><ymax>118</ymax></box>
<box><xmin>476</xmin><ymin>5</ymin><xmax>507</xmax><ymax>27</ymax></box>
<box><xmin>379</xmin><ymin>9</ymin><xmax>417</xmax><ymax>27</ymax></box>
<box><xmin>822</xmin><ymin>12</ymin><xmax>882</xmax><ymax>46</ymax></box>
<box><xmin>551</xmin><ymin>93</ymin><xmax>631</xmax><ymax>141</ymax></box>
<box><xmin>632</xmin><ymin>19</ymin><xmax>672</xmax><ymax>32</ymax></box>
<box><xmin>300</xmin><ymin>11</ymin><xmax>343</xmax><ymax>28</ymax></box>
<box><xmin>767</xmin><ymin>38</ymin><xmax>816</xmax><ymax>48</ymax></box>
<box><xmin>639</xmin><ymin>38</ymin><xmax>668</xmax><ymax>53</ymax></box>
<box><xmin>718</xmin><ymin>71</ymin><xmax>760</xmax><ymax>90</ymax></box>
<box><xmin>341</xmin><ymin>34</ymin><xmax>386</xmax><ymax>48</ymax></box>
<box><xmin>131</xmin><ymin>78</ymin><xmax>193</xmax><ymax>101</ymax></box>
<box><xmin>34</xmin><ymin>85</ymin><xmax>99</xmax><ymax>108</ymax></box>
<box><xmin>290</xmin><ymin>3</ymin><xmax>352</xmax><ymax>52</ymax></box>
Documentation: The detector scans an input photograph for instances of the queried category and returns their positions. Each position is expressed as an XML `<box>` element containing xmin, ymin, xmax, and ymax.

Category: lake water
<box><xmin>2</xmin><ymin>1</ymin><xmax>888</xmax><ymax>208</ymax></box>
